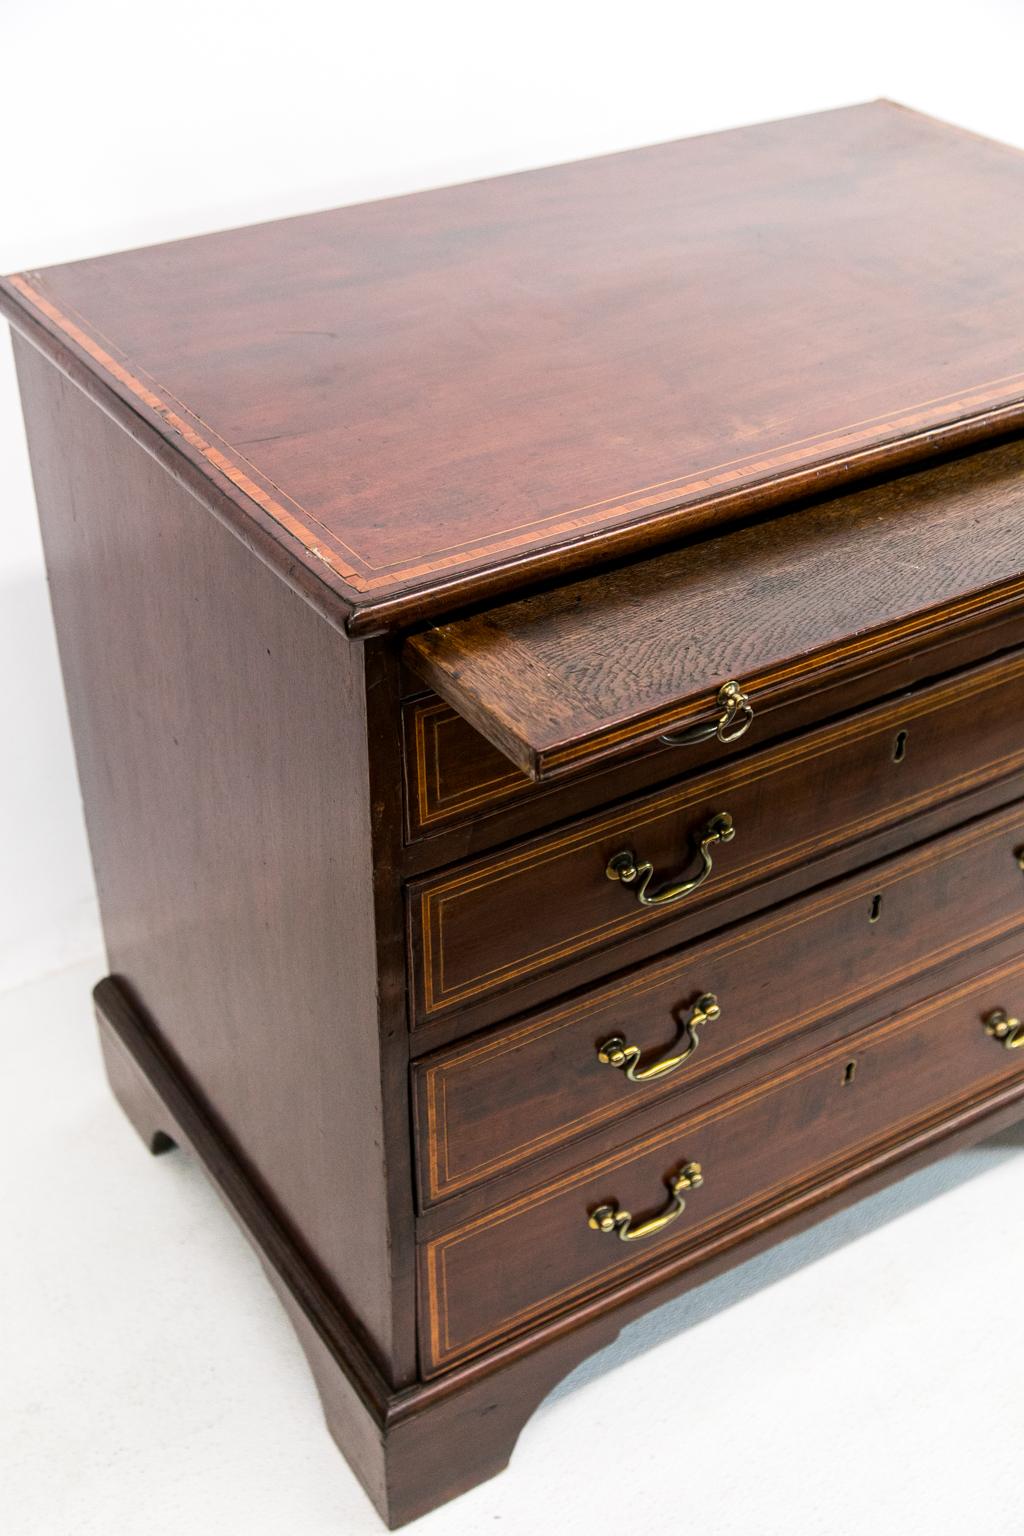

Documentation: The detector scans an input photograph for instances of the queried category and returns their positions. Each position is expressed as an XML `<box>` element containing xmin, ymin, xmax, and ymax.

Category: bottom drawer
<box><xmin>419</xmin><ymin>953</ymin><xmax>1024</xmax><ymax>1373</ymax></box>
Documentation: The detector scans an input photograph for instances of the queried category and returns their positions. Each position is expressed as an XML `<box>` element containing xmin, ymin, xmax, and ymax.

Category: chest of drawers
<box><xmin>5</xmin><ymin>101</ymin><xmax>1024</xmax><ymax>1526</ymax></box>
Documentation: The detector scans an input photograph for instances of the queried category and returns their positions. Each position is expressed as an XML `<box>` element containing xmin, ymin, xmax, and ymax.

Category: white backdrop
<box><xmin>3</xmin><ymin>0</ymin><xmax>1024</xmax><ymax>992</ymax></box>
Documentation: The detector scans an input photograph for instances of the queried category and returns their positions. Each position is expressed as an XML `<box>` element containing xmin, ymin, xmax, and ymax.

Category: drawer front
<box><xmin>414</xmin><ymin>803</ymin><xmax>1024</xmax><ymax>1203</ymax></box>
<box><xmin>403</xmin><ymin>695</ymin><xmax>533</xmax><ymax>837</ymax></box>
<box><xmin>419</xmin><ymin>954</ymin><xmax>1024</xmax><ymax>1372</ymax></box>
<box><xmin>409</xmin><ymin>650</ymin><xmax>1024</xmax><ymax>1019</ymax></box>
<box><xmin>402</xmin><ymin>622</ymin><xmax>1024</xmax><ymax>845</ymax></box>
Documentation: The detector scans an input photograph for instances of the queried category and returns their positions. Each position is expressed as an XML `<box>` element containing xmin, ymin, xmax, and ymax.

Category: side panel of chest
<box><xmin>12</xmin><ymin>336</ymin><xmax>416</xmax><ymax>1380</ymax></box>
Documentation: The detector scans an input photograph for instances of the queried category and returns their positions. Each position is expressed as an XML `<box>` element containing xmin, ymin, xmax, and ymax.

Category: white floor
<box><xmin>2</xmin><ymin>959</ymin><xmax>1022</xmax><ymax>1536</ymax></box>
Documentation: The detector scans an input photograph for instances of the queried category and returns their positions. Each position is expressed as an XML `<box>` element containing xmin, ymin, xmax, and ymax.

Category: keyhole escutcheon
<box><xmin>869</xmin><ymin>893</ymin><xmax>883</xmax><ymax>924</ymax></box>
<box><xmin>892</xmin><ymin>730</ymin><xmax>909</xmax><ymax>764</ymax></box>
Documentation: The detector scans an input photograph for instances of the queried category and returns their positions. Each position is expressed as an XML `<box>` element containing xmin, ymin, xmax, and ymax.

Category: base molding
<box><xmin>95</xmin><ymin>977</ymin><xmax>622</xmax><ymax>1526</ymax></box>
<box><xmin>95</xmin><ymin>980</ymin><xmax>396</xmax><ymax>1503</ymax></box>
<box><xmin>95</xmin><ymin>974</ymin><xmax>1024</xmax><ymax>1527</ymax></box>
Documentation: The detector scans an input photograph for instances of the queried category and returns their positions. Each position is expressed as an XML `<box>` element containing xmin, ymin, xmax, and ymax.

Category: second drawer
<box><xmin>413</xmin><ymin>801</ymin><xmax>1024</xmax><ymax>1204</ymax></box>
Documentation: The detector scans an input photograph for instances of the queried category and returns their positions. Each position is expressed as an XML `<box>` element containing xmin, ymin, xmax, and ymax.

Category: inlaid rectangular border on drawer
<box><xmin>419</xmin><ymin>953</ymin><xmax>1024</xmax><ymax>1373</ymax></box>
<box><xmin>407</xmin><ymin>649</ymin><xmax>1024</xmax><ymax>1021</ymax></box>
<box><xmin>413</xmin><ymin>801</ymin><xmax>1024</xmax><ymax>1203</ymax></box>
<box><xmin>403</xmin><ymin>695</ymin><xmax>533</xmax><ymax>837</ymax></box>
<box><xmin>403</xmin><ymin>623</ymin><xmax>1024</xmax><ymax>848</ymax></box>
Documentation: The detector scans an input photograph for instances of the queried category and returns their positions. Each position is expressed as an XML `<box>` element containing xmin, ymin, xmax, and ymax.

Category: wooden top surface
<box><xmin>5</xmin><ymin>101</ymin><xmax>1024</xmax><ymax>634</ymax></box>
<box><xmin>406</xmin><ymin>438</ymin><xmax>1024</xmax><ymax>779</ymax></box>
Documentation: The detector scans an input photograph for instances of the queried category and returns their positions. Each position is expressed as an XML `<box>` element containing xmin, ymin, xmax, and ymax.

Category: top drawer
<box><xmin>408</xmin><ymin>647</ymin><xmax>1024</xmax><ymax>1022</ymax></box>
<box><xmin>404</xmin><ymin>442</ymin><xmax>1024</xmax><ymax>785</ymax></box>
<box><xmin>402</xmin><ymin>609</ymin><xmax>1024</xmax><ymax>844</ymax></box>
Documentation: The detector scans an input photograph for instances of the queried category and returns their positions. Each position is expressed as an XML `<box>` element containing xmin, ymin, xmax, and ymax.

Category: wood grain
<box><xmin>402</xmin><ymin>614</ymin><xmax>1024</xmax><ymax>854</ymax></box>
<box><xmin>413</xmin><ymin>802</ymin><xmax>1024</xmax><ymax>1204</ymax></box>
<box><xmin>13</xmin><ymin>336</ymin><xmax>415</xmax><ymax>1381</ymax></box>
<box><xmin>421</xmin><ymin>953</ymin><xmax>1024</xmax><ymax>1372</ymax></box>
<box><xmin>402</xmin><ymin>695</ymin><xmax>530</xmax><ymax>838</ymax></box>
<box><xmin>94</xmin><ymin>959</ymin><xmax>1024</xmax><ymax>1523</ymax></box>
<box><xmin>10</xmin><ymin>95</ymin><xmax>1024</xmax><ymax>1527</ymax></box>
<box><xmin>409</xmin><ymin>650</ymin><xmax>1024</xmax><ymax>1019</ymax></box>
<box><xmin>405</xmin><ymin>438</ymin><xmax>1024</xmax><ymax>779</ymax></box>
<box><xmin>6</xmin><ymin>103</ymin><xmax>1024</xmax><ymax>631</ymax></box>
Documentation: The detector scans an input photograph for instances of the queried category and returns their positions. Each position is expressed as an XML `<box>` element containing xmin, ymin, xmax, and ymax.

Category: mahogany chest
<box><xmin>5</xmin><ymin>100</ymin><xmax>1024</xmax><ymax>1525</ymax></box>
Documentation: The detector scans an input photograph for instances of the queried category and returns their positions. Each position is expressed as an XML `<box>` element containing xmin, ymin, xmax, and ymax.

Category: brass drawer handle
<box><xmin>606</xmin><ymin>812</ymin><xmax>735</xmax><ymax>907</ymax></box>
<box><xmin>598</xmin><ymin>993</ymin><xmax>720</xmax><ymax>1082</ymax></box>
<box><xmin>588</xmin><ymin>1161</ymin><xmax>704</xmax><ymax>1242</ymax></box>
<box><xmin>985</xmin><ymin>1008</ymin><xmax>1024</xmax><ymax>1049</ymax></box>
<box><xmin>661</xmin><ymin>681</ymin><xmax>753</xmax><ymax>747</ymax></box>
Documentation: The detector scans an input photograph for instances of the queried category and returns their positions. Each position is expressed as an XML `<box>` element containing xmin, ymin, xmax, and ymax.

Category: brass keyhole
<box><xmin>869</xmin><ymin>893</ymin><xmax>883</xmax><ymax>923</ymax></box>
<box><xmin>892</xmin><ymin>730</ymin><xmax>909</xmax><ymax>764</ymax></box>
<box><xmin>843</xmin><ymin>1060</ymin><xmax>857</xmax><ymax>1084</ymax></box>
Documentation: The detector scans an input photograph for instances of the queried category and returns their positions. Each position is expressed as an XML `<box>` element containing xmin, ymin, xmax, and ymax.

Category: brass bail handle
<box><xmin>588</xmin><ymin>1162</ymin><xmax>704</xmax><ymax>1242</ymax></box>
<box><xmin>598</xmin><ymin>993</ymin><xmax>720</xmax><ymax>1082</ymax></box>
<box><xmin>662</xmin><ymin>680</ymin><xmax>754</xmax><ymax>748</ymax></box>
<box><xmin>606</xmin><ymin>812</ymin><xmax>735</xmax><ymax>907</ymax></box>
<box><xmin>985</xmin><ymin>1008</ymin><xmax>1024</xmax><ymax>1049</ymax></box>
